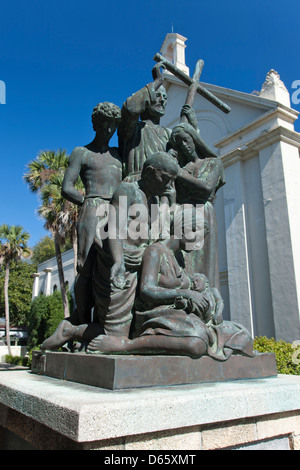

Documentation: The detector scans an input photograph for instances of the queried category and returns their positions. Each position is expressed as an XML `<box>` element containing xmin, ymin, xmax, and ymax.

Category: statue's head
<box><xmin>170</xmin><ymin>122</ymin><xmax>217</xmax><ymax>165</ymax></box>
<box><xmin>169</xmin><ymin>123</ymin><xmax>201</xmax><ymax>164</ymax></box>
<box><xmin>141</xmin><ymin>151</ymin><xmax>179</xmax><ymax>197</ymax></box>
<box><xmin>142</xmin><ymin>85</ymin><xmax>167</xmax><ymax>120</ymax></box>
<box><xmin>191</xmin><ymin>273</ymin><xmax>210</xmax><ymax>292</ymax></box>
<box><xmin>91</xmin><ymin>102</ymin><xmax>121</xmax><ymax>141</ymax></box>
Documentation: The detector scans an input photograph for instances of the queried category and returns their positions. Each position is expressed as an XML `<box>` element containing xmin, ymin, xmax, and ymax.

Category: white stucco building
<box><xmin>32</xmin><ymin>249</ymin><xmax>75</xmax><ymax>300</ymax></box>
<box><xmin>32</xmin><ymin>33</ymin><xmax>300</xmax><ymax>343</ymax></box>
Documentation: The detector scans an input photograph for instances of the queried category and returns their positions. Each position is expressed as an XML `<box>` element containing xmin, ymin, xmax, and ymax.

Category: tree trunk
<box><xmin>4</xmin><ymin>261</ymin><xmax>12</xmax><ymax>356</ymax></box>
<box><xmin>54</xmin><ymin>233</ymin><xmax>70</xmax><ymax>318</ymax></box>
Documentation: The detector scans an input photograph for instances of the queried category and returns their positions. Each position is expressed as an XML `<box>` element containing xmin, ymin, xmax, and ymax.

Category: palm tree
<box><xmin>0</xmin><ymin>225</ymin><xmax>31</xmax><ymax>355</ymax></box>
<box><xmin>24</xmin><ymin>149</ymin><xmax>69</xmax><ymax>193</ymax></box>
<box><xmin>24</xmin><ymin>149</ymin><xmax>83</xmax><ymax>318</ymax></box>
<box><xmin>43</xmin><ymin>171</ymin><xmax>83</xmax><ymax>276</ymax></box>
<box><xmin>38</xmin><ymin>173</ymin><xmax>83</xmax><ymax>316</ymax></box>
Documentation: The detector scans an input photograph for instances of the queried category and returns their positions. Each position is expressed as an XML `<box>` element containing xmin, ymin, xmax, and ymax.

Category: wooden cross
<box><xmin>153</xmin><ymin>52</ymin><xmax>231</xmax><ymax>114</ymax></box>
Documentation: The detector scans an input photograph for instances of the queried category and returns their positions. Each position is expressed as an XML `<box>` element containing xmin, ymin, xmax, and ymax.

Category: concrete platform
<box><xmin>31</xmin><ymin>351</ymin><xmax>277</xmax><ymax>389</ymax></box>
<box><xmin>1</xmin><ymin>368</ymin><xmax>300</xmax><ymax>450</ymax></box>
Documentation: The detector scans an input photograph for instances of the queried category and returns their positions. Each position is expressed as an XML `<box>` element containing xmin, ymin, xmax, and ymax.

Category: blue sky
<box><xmin>1</xmin><ymin>0</ymin><xmax>299</xmax><ymax>247</ymax></box>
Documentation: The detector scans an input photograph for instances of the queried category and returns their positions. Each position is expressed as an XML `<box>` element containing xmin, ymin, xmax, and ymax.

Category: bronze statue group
<box><xmin>41</xmin><ymin>62</ymin><xmax>255</xmax><ymax>360</ymax></box>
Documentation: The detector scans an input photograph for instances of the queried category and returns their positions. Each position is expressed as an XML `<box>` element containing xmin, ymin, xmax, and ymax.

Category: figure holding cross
<box><xmin>118</xmin><ymin>62</ymin><xmax>172</xmax><ymax>182</ymax></box>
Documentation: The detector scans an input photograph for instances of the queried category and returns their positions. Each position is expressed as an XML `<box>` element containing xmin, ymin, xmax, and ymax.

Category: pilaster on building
<box><xmin>31</xmin><ymin>273</ymin><xmax>40</xmax><ymax>301</ymax></box>
<box><xmin>43</xmin><ymin>268</ymin><xmax>53</xmax><ymax>297</ymax></box>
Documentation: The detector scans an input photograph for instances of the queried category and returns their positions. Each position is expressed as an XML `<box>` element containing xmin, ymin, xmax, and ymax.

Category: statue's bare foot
<box><xmin>41</xmin><ymin>320</ymin><xmax>77</xmax><ymax>350</ymax></box>
<box><xmin>86</xmin><ymin>334</ymin><xmax>128</xmax><ymax>354</ymax></box>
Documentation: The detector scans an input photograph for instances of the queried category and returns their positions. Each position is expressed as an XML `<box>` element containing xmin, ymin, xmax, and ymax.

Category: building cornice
<box><xmin>214</xmin><ymin>106</ymin><xmax>299</xmax><ymax>150</ymax></box>
<box><xmin>220</xmin><ymin>126</ymin><xmax>300</xmax><ymax>168</ymax></box>
<box><xmin>37</xmin><ymin>248</ymin><xmax>74</xmax><ymax>270</ymax></box>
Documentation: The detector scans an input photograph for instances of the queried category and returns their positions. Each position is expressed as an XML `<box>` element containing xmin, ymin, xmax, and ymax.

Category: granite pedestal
<box><xmin>1</xmin><ymin>368</ymin><xmax>300</xmax><ymax>450</ymax></box>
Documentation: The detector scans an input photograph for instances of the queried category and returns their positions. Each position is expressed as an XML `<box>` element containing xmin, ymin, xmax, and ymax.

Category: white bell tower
<box><xmin>160</xmin><ymin>33</ymin><xmax>190</xmax><ymax>76</ymax></box>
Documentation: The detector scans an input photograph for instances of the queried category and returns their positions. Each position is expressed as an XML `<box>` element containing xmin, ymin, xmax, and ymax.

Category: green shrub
<box><xmin>4</xmin><ymin>354</ymin><xmax>14</xmax><ymax>364</ymax></box>
<box><xmin>24</xmin><ymin>350</ymin><xmax>34</xmax><ymax>368</ymax></box>
<box><xmin>254</xmin><ymin>336</ymin><xmax>300</xmax><ymax>375</ymax></box>
<box><xmin>4</xmin><ymin>354</ymin><xmax>29</xmax><ymax>367</ymax></box>
<box><xmin>27</xmin><ymin>294</ymin><xmax>49</xmax><ymax>350</ymax></box>
<box><xmin>44</xmin><ymin>291</ymin><xmax>71</xmax><ymax>340</ymax></box>
<box><xmin>22</xmin><ymin>356</ymin><xmax>28</xmax><ymax>366</ymax></box>
<box><xmin>27</xmin><ymin>291</ymin><xmax>73</xmax><ymax>350</ymax></box>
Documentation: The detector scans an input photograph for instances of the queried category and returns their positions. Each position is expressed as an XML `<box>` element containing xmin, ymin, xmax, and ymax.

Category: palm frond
<box><xmin>0</xmin><ymin>224</ymin><xmax>31</xmax><ymax>263</ymax></box>
<box><xmin>24</xmin><ymin>148</ymin><xmax>82</xmax><ymax>246</ymax></box>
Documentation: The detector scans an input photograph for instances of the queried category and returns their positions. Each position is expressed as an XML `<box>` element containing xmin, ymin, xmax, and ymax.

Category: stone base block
<box><xmin>31</xmin><ymin>351</ymin><xmax>277</xmax><ymax>389</ymax></box>
<box><xmin>0</xmin><ymin>370</ymin><xmax>300</xmax><ymax>450</ymax></box>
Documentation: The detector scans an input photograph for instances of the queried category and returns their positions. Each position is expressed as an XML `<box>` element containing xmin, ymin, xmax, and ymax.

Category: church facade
<box><xmin>33</xmin><ymin>33</ymin><xmax>300</xmax><ymax>343</ymax></box>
